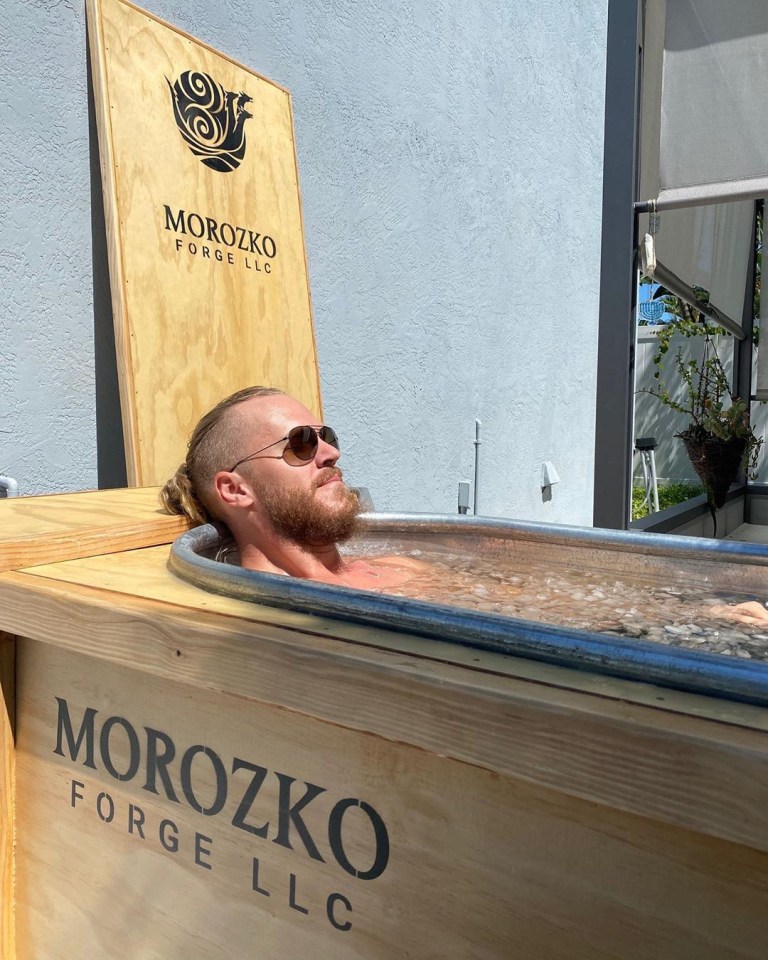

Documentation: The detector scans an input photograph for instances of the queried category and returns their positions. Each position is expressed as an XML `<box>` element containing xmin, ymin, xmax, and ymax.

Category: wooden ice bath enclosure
<box><xmin>4</xmin><ymin>0</ymin><xmax>767</xmax><ymax>954</ymax></box>
<box><xmin>2</xmin><ymin>489</ymin><xmax>768</xmax><ymax>959</ymax></box>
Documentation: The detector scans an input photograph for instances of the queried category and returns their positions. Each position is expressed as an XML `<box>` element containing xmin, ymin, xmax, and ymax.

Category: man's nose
<box><xmin>316</xmin><ymin>436</ymin><xmax>340</xmax><ymax>466</ymax></box>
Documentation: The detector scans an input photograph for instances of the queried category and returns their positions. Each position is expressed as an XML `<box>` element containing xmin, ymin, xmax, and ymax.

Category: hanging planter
<box><xmin>678</xmin><ymin>427</ymin><xmax>746</xmax><ymax>510</ymax></box>
<box><xmin>644</xmin><ymin>300</ymin><xmax>764</xmax><ymax>533</ymax></box>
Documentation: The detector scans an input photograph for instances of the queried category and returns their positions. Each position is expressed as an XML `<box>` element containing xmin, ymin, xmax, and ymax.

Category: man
<box><xmin>163</xmin><ymin>385</ymin><xmax>768</xmax><ymax>626</ymax></box>
<box><xmin>161</xmin><ymin>385</ymin><xmax>421</xmax><ymax>589</ymax></box>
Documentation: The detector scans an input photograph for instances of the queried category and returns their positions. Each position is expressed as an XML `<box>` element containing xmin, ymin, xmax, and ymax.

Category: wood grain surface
<box><xmin>13</xmin><ymin>638</ymin><xmax>768</xmax><ymax>960</ymax></box>
<box><xmin>0</xmin><ymin>487</ymin><xmax>188</xmax><ymax>573</ymax></box>
<box><xmin>0</xmin><ymin>634</ymin><xmax>15</xmax><ymax>960</ymax></box>
<box><xmin>2</xmin><ymin>557</ymin><xmax>768</xmax><ymax>860</ymax></box>
<box><xmin>87</xmin><ymin>0</ymin><xmax>321</xmax><ymax>485</ymax></box>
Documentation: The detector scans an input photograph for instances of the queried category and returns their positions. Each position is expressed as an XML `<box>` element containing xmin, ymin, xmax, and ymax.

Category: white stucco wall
<box><xmin>2</xmin><ymin>0</ymin><xmax>608</xmax><ymax>521</ymax></box>
<box><xmin>2</xmin><ymin>1</ymin><xmax>97</xmax><ymax>495</ymax></box>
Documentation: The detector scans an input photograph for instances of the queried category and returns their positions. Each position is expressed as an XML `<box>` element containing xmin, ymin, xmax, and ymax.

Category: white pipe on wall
<box><xmin>0</xmin><ymin>476</ymin><xmax>19</xmax><ymax>497</ymax></box>
<box><xmin>473</xmin><ymin>420</ymin><xmax>481</xmax><ymax>515</ymax></box>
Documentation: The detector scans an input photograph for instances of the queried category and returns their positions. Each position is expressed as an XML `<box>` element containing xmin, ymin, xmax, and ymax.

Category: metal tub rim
<box><xmin>169</xmin><ymin>514</ymin><xmax>768</xmax><ymax>707</ymax></box>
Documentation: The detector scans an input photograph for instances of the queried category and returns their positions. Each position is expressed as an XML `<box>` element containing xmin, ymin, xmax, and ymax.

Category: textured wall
<box><xmin>2</xmin><ymin>0</ymin><xmax>96</xmax><ymax>495</ymax></box>
<box><xmin>3</xmin><ymin>0</ymin><xmax>608</xmax><ymax>522</ymax></box>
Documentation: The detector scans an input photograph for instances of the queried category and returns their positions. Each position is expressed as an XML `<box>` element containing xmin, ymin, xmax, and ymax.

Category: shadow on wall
<box><xmin>87</xmin><ymin>34</ymin><xmax>127</xmax><ymax>490</ymax></box>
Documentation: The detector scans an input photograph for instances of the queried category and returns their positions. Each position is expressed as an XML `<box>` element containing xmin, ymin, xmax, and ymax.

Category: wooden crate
<box><xmin>1</xmin><ymin>490</ymin><xmax>768</xmax><ymax>958</ymax></box>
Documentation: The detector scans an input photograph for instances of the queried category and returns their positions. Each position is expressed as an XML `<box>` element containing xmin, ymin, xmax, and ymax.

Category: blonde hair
<box><xmin>160</xmin><ymin>385</ymin><xmax>284</xmax><ymax>525</ymax></box>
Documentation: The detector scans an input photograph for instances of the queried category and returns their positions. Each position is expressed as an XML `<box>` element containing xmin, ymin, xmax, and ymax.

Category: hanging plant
<box><xmin>645</xmin><ymin>301</ymin><xmax>763</xmax><ymax>525</ymax></box>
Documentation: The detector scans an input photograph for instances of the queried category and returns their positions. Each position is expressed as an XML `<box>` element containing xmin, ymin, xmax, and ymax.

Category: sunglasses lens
<box><xmin>287</xmin><ymin>425</ymin><xmax>318</xmax><ymax>461</ymax></box>
<box><xmin>319</xmin><ymin>426</ymin><xmax>339</xmax><ymax>450</ymax></box>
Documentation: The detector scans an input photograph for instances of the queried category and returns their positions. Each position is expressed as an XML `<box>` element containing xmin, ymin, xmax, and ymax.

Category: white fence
<box><xmin>633</xmin><ymin>326</ymin><xmax>735</xmax><ymax>486</ymax></box>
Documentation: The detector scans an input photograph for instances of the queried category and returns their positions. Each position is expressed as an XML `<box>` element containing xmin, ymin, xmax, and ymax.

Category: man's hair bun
<box><xmin>159</xmin><ymin>461</ymin><xmax>210</xmax><ymax>526</ymax></box>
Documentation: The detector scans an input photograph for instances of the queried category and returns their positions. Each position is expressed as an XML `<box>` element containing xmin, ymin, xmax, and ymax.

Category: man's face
<box><xmin>228</xmin><ymin>395</ymin><xmax>360</xmax><ymax>545</ymax></box>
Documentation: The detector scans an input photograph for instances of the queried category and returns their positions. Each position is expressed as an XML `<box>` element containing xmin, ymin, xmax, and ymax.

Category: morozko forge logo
<box><xmin>166</xmin><ymin>70</ymin><xmax>252</xmax><ymax>173</ymax></box>
<box><xmin>161</xmin><ymin>69</ymin><xmax>277</xmax><ymax>273</ymax></box>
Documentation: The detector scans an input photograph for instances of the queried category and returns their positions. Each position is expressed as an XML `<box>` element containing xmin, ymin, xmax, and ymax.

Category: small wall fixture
<box><xmin>458</xmin><ymin>481</ymin><xmax>471</xmax><ymax>515</ymax></box>
<box><xmin>541</xmin><ymin>462</ymin><xmax>561</xmax><ymax>489</ymax></box>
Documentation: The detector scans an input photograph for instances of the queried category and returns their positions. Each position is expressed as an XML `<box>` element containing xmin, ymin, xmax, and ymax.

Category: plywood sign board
<box><xmin>87</xmin><ymin>0</ymin><xmax>322</xmax><ymax>486</ymax></box>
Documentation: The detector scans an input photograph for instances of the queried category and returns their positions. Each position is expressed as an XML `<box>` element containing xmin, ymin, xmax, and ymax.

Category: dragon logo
<box><xmin>166</xmin><ymin>70</ymin><xmax>252</xmax><ymax>173</ymax></box>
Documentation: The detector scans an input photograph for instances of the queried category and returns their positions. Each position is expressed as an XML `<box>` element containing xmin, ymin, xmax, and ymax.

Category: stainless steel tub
<box><xmin>170</xmin><ymin>514</ymin><xmax>768</xmax><ymax>707</ymax></box>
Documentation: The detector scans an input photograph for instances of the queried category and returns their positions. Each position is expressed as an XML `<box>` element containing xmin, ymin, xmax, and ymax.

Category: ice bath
<box><xmin>353</xmin><ymin>547</ymin><xmax>768</xmax><ymax>658</ymax></box>
<box><xmin>171</xmin><ymin>513</ymin><xmax>768</xmax><ymax>707</ymax></box>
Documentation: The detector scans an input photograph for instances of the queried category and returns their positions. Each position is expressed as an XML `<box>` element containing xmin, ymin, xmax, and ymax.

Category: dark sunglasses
<box><xmin>228</xmin><ymin>425</ymin><xmax>339</xmax><ymax>471</ymax></box>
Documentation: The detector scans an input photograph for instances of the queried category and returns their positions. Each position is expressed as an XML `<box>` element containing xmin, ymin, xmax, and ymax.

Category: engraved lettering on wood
<box><xmin>13</xmin><ymin>640</ymin><xmax>768</xmax><ymax>959</ymax></box>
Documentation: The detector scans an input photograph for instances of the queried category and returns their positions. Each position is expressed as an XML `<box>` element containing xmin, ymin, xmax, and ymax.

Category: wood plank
<box><xmin>0</xmin><ymin>633</ymin><xmax>15</xmax><ymax>960</ymax></box>
<box><xmin>14</xmin><ymin>638</ymin><xmax>768</xmax><ymax>960</ymax></box>
<box><xmin>3</xmin><ymin>569</ymin><xmax>768</xmax><ymax>856</ymax></box>
<box><xmin>87</xmin><ymin>0</ymin><xmax>322</xmax><ymax>485</ymax></box>
<box><xmin>0</xmin><ymin>487</ymin><xmax>188</xmax><ymax>573</ymax></box>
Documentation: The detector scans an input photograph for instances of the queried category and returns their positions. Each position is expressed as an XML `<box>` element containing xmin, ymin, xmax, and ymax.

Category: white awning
<box><xmin>643</xmin><ymin>201</ymin><xmax>753</xmax><ymax>329</ymax></box>
<box><xmin>638</xmin><ymin>0</ymin><xmax>762</xmax><ymax>337</ymax></box>
<box><xmin>641</xmin><ymin>0</ymin><xmax>768</xmax><ymax>211</ymax></box>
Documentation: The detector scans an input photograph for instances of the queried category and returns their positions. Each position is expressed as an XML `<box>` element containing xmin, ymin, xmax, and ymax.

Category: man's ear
<box><xmin>213</xmin><ymin>471</ymin><xmax>256</xmax><ymax>510</ymax></box>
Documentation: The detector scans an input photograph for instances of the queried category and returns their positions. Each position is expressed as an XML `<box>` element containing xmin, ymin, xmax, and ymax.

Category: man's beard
<box><xmin>255</xmin><ymin>469</ymin><xmax>361</xmax><ymax>546</ymax></box>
